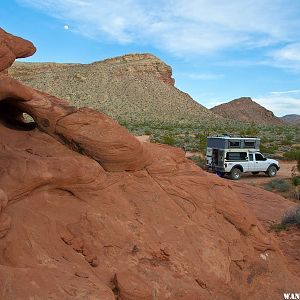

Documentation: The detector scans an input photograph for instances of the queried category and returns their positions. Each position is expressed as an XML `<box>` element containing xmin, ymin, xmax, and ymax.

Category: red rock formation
<box><xmin>211</xmin><ymin>97</ymin><xmax>284</xmax><ymax>126</ymax></box>
<box><xmin>0</xmin><ymin>28</ymin><xmax>36</xmax><ymax>72</ymax></box>
<box><xmin>0</xmin><ymin>29</ymin><xmax>299</xmax><ymax>299</ymax></box>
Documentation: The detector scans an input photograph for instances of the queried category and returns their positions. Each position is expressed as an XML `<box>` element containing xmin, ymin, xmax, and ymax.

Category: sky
<box><xmin>1</xmin><ymin>0</ymin><xmax>300</xmax><ymax>117</ymax></box>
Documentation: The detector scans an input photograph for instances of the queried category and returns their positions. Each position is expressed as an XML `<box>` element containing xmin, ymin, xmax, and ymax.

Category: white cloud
<box><xmin>271</xmin><ymin>90</ymin><xmax>300</xmax><ymax>95</ymax></box>
<box><xmin>269</xmin><ymin>43</ymin><xmax>300</xmax><ymax>72</ymax></box>
<box><xmin>254</xmin><ymin>91</ymin><xmax>300</xmax><ymax>117</ymax></box>
<box><xmin>18</xmin><ymin>0</ymin><xmax>300</xmax><ymax>57</ymax></box>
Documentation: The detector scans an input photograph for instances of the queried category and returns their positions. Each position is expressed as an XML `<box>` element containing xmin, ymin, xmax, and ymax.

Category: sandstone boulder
<box><xmin>0</xmin><ymin>28</ymin><xmax>299</xmax><ymax>299</ymax></box>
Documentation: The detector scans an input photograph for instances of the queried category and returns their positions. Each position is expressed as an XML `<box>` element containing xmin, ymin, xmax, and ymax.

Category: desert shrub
<box><xmin>161</xmin><ymin>134</ymin><xmax>176</xmax><ymax>146</ymax></box>
<box><xmin>264</xmin><ymin>179</ymin><xmax>292</xmax><ymax>193</ymax></box>
<box><xmin>195</xmin><ymin>134</ymin><xmax>207</xmax><ymax>151</ymax></box>
<box><xmin>260</xmin><ymin>144</ymin><xmax>277</xmax><ymax>154</ymax></box>
<box><xmin>281</xmin><ymin>139</ymin><xmax>293</xmax><ymax>146</ymax></box>
<box><xmin>292</xmin><ymin>176</ymin><xmax>300</xmax><ymax>186</ymax></box>
<box><xmin>269</xmin><ymin>223</ymin><xmax>288</xmax><ymax>232</ymax></box>
<box><xmin>283</xmin><ymin>150</ymin><xmax>300</xmax><ymax>161</ymax></box>
<box><xmin>282</xmin><ymin>206</ymin><xmax>300</xmax><ymax>226</ymax></box>
<box><xmin>295</xmin><ymin>134</ymin><xmax>300</xmax><ymax>143</ymax></box>
<box><xmin>291</xmin><ymin>189</ymin><xmax>300</xmax><ymax>201</ymax></box>
<box><xmin>144</xmin><ymin>129</ymin><xmax>152</xmax><ymax>135</ymax></box>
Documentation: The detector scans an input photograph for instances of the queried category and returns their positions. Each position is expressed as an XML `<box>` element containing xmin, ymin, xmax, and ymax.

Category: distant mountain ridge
<box><xmin>10</xmin><ymin>53</ymin><xmax>218</xmax><ymax>125</ymax></box>
<box><xmin>211</xmin><ymin>97</ymin><xmax>284</xmax><ymax>126</ymax></box>
<box><xmin>280</xmin><ymin>114</ymin><xmax>300</xmax><ymax>126</ymax></box>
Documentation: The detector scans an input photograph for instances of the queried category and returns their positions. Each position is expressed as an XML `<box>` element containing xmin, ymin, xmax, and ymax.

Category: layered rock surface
<box><xmin>101</xmin><ymin>53</ymin><xmax>175</xmax><ymax>86</ymax></box>
<box><xmin>0</xmin><ymin>29</ymin><xmax>299</xmax><ymax>299</ymax></box>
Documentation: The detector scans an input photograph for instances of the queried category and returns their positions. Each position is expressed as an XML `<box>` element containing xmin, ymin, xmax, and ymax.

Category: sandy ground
<box><xmin>185</xmin><ymin>151</ymin><xmax>205</xmax><ymax>158</ymax></box>
<box><xmin>136</xmin><ymin>135</ymin><xmax>150</xmax><ymax>143</ymax></box>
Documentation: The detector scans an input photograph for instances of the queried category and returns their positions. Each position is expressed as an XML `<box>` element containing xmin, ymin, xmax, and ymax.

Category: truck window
<box><xmin>226</xmin><ymin>152</ymin><xmax>247</xmax><ymax>161</ymax></box>
<box><xmin>229</xmin><ymin>141</ymin><xmax>240</xmax><ymax>148</ymax></box>
<box><xmin>249</xmin><ymin>154</ymin><xmax>253</xmax><ymax>161</ymax></box>
<box><xmin>255</xmin><ymin>153</ymin><xmax>264</xmax><ymax>161</ymax></box>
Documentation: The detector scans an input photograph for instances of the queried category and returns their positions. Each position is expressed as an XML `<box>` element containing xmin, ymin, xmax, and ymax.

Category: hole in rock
<box><xmin>0</xmin><ymin>99</ymin><xmax>36</xmax><ymax>131</ymax></box>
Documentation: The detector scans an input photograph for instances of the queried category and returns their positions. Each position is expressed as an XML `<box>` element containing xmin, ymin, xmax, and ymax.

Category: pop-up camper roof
<box><xmin>207</xmin><ymin>136</ymin><xmax>260</xmax><ymax>150</ymax></box>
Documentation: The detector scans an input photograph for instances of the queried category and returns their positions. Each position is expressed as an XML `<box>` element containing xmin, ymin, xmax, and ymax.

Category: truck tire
<box><xmin>267</xmin><ymin>165</ymin><xmax>277</xmax><ymax>177</ymax></box>
<box><xmin>252</xmin><ymin>172</ymin><xmax>259</xmax><ymax>175</ymax></box>
<box><xmin>230</xmin><ymin>168</ymin><xmax>241</xmax><ymax>180</ymax></box>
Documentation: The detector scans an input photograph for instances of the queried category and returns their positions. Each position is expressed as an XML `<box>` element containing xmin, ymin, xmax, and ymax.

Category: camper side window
<box><xmin>245</xmin><ymin>141</ymin><xmax>255</xmax><ymax>148</ymax></box>
<box><xmin>229</xmin><ymin>141</ymin><xmax>240</xmax><ymax>148</ymax></box>
<box><xmin>249</xmin><ymin>154</ymin><xmax>254</xmax><ymax>161</ymax></box>
<box><xmin>226</xmin><ymin>152</ymin><xmax>247</xmax><ymax>161</ymax></box>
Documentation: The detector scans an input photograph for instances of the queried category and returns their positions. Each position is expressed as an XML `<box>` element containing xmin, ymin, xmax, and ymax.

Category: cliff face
<box><xmin>211</xmin><ymin>97</ymin><xmax>284</xmax><ymax>126</ymax></box>
<box><xmin>100</xmin><ymin>53</ymin><xmax>175</xmax><ymax>86</ymax></box>
<box><xmin>0</xmin><ymin>29</ymin><xmax>299</xmax><ymax>299</ymax></box>
<box><xmin>10</xmin><ymin>53</ymin><xmax>216</xmax><ymax>125</ymax></box>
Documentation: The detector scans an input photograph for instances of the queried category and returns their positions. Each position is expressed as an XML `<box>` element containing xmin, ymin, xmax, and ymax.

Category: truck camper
<box><xmin>206</xmin><ymin>135</ymin><xmax>279</xmax><ymax>180</ymax></box>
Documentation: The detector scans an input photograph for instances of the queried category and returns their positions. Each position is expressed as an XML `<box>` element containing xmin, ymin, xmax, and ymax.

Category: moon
<box><xmin>64</xmin><ymin>25</ymin><xmax>69</xmax><ymax>30</ymax></box>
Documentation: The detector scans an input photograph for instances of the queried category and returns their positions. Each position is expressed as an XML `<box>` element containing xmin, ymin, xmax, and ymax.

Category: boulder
<box><xmin>0</xmin><ymin>28</ymin><xmax>299</xmax><ymax>299</ymax></box>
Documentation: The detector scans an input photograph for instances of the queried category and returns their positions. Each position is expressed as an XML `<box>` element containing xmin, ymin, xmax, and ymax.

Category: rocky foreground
<box><xmin>0</xmin><ymin>28</ymin><xmax>299</xmax><ymax>299</ymax></box>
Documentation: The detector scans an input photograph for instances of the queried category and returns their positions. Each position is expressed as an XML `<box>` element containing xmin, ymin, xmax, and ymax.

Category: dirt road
<box><xmin>238</xmin><ymin>160</ymin><xmax>296</xmax><ymax>186</ymax></box>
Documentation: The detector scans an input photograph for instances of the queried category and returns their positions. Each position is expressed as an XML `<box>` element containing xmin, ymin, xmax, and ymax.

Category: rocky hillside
<box><xmin>281</xmin><ymin>114</ymin><xmax>300</xmax><ymax>126</ymax></box>
<box><xmin>1</xmin><ymin>28</ymin><xmax>299</xmax><ymax>299</ymax></box>
<box><xmin>211</xmin><ymin>97</ymin><xmax>284</xmax><ymax>126</ymax></box>
<box><xmin>10</xmin><ymin>54</ymin><xmax>217</xmax><ymax>125</ymax></box>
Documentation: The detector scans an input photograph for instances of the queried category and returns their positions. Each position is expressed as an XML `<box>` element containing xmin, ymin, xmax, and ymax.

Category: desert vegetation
<box><xmin>270</xmin><ymin>205</ymin><xmax>300</xmax><ymax>232</ymax></box>
<box><xmin>123</xmin><ymin>119</ymin><xmax>299</xmax><ymax>158</ymax></box>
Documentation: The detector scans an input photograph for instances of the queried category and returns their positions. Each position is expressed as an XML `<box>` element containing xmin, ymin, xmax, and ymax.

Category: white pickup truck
<box><xmin>206</xmin><ymin>136</ymin><xmax>280</xmax><ymax>180</ymax></box>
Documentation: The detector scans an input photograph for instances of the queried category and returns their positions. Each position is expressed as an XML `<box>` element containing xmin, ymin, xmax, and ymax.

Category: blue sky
<box><xmin>1</xmin><ymin>0</ymin><xmax>300</xmax><ymax>116</ymax></box>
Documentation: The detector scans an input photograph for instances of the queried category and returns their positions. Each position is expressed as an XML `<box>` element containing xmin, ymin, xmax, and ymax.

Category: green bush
<box><xmin>264</xmin><ymin>179</ymin><xmax>292</xmax><ymax>193</ymax></box>
<box><xmin>269</xmin><ymin>223</ymin><xmax>288</xmax><ymax>232</ymax></box>
<box><xmin>260</xmin><ymin>144</ymin><xmax>277</xmax><ymax>154</ymax></box>
<box><xmin>282</xmin><ymin>206</ymin><xmax>300</xmax><ymax>226</ymax></box>
<box><xmin>281</xmin><ymin>139</ymin><xmax>292</xmax><ymax>146</ymax></box>
<box><xmin>161</xmin><ymin>134</ymin><xmax>176</xmax><ymax>146</ymax></box>
<box><xmin>283</xmin><ymin>150</ymin><xmax>300</xmax><ymax>161</ymax></box>
<box><xmin>292</xmin><ymin>176</ymin><xmax>300</xmax><ymax>186</ymax></box>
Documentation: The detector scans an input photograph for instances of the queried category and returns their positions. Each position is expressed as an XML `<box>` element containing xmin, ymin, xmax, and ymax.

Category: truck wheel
<box><xmin>230</xmin><ymin>168</ymin><xmax>241</xmax><ymax>180</ymax></box>
<box><xmin>267</xmin><ymin>165</ymin><xmax>277</xmax><ymax>177</ymax></box>
<box><xmin>252</xmin><ymin>172</ymin><xmax>259</xmax><ymax>175</ymax></box>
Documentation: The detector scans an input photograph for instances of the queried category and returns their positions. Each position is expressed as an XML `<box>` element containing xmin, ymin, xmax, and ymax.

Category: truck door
<box><xmin>248</xmin><ymin>153</ymin><xmax>256</xmax><ymax>171</ymax></box>
<box><xmin>254</xmin><ymin>152</ymin><xmax>268</xmax><ymax>171</ymax></box>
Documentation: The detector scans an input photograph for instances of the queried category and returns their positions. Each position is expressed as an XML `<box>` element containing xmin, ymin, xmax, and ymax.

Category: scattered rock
<box><xmin>114</xmin><ymin>272</ymin><xmax>153</xmax><ymax>300</ymax></box>
<box><xmin>75</xmin><ymin>271</ymin><xmax>89</xmax><ymax>278</ymax></box>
